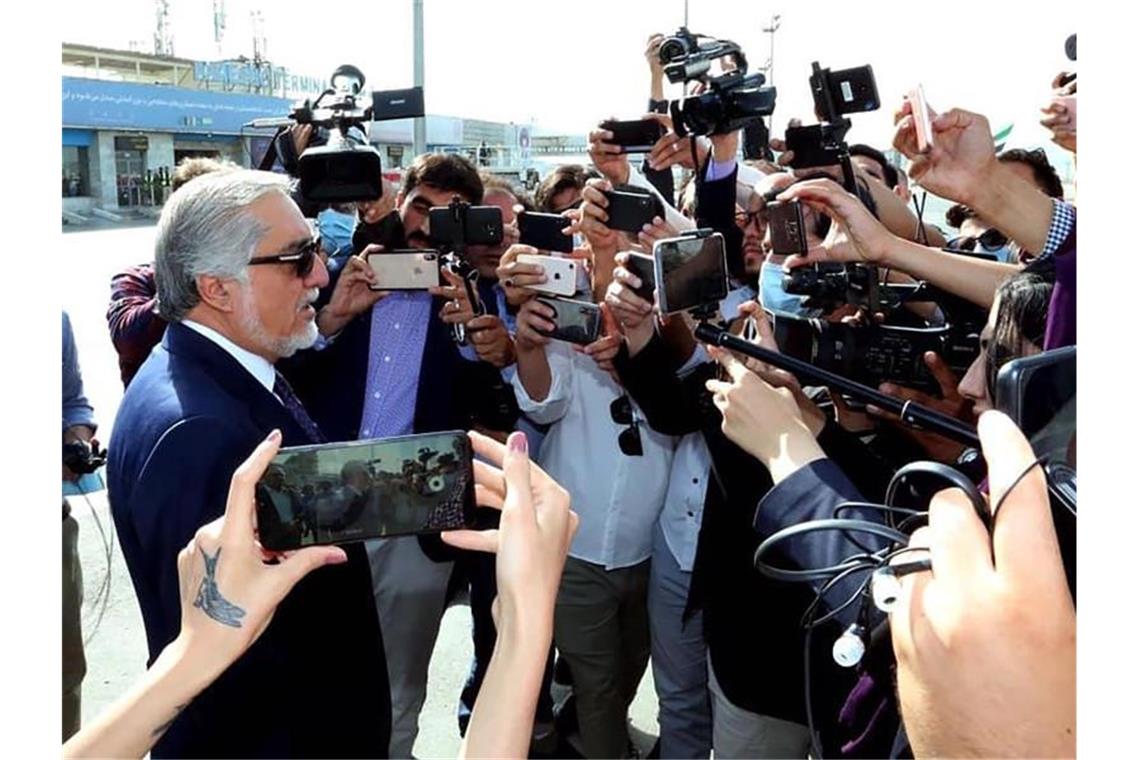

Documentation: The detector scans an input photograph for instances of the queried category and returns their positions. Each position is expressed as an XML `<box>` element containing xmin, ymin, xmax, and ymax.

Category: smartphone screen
<box><xmin>255</xmin><ymin>431</ymin><xmax>476</xmax><ymax>550</ymax></box>
<box><xmin>654</xmin><ymin>232</ymin><xmax>728</xmax><ymax>314</ymax></box>
<box><xmin>536</xmin><ymin>297</ymin><xmax>602</xmax><ymax>345</ymax></box>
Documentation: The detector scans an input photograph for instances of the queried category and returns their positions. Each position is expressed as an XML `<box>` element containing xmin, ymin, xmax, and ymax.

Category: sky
<box><xmin>59</xmin><ymin>0</ymin><xmax>1074</xmax><ymax>164</ymax></box>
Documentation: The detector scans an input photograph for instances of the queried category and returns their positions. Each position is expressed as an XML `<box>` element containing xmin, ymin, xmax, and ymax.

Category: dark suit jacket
<box><xmin>614</xmin><ymin>334</ymin><xmax>849</xmax><ymax>729</ymax></box>
<box><xmin>107</xmin><ymin>322</ymin><xmax>390</xmax><ymax>758</ymax></box>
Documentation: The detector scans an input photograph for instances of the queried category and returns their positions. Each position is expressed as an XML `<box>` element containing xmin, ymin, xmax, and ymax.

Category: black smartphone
<box><xmin>600</xmin><ymin>118</ymin><xmax>666</xmax><ymax>153</ymax></box>
<box><xmin>602</xmin><ymin>186</ymin><xmax>663</xmax><ymax>232</ymax></box>
<box><xmin>825</xmin><ymin>64</ymin><xmax>880</xmax><ymax>115</ymax></box>
<box><xmin>995</xmin><ymin>346</ymin><xmax>1076</xmax><ymax>467</ymax></box>
<box><xmin>767</xmin><ymin>200</ymin><xmax>808</xmax><ymax>256</ymax></box>
<box><xmin>536</xmin><ymin>296</ymin><xmax>602</xmax><ymax>345</ymax></box>
<box><xmin>255</xmin><ymin>431</ymin><xmax>477</xmax><ymax>551</ymax></box>
<box><xmin>653</xmin><ymin>230</ymin><xmax>728</xmax><ymax>315</ymax></box>
<box><xmin>623</xmin><ymin>252</ymin><xmax>657</xmax><ymax>303</ymax></box>
<box><xmin>517</xmin><ymin>211</ymin><xmax>573</xmax><ymax>253</ymax></box>
<box><xmin>784</xmin><ymin>125</ymin><xmax>839</xmax><ymax>169</ymax></box>
<box><xmin>429</xmin><ymin>204</ymin><xmax>504</xmax><ymax>247</ymax></box>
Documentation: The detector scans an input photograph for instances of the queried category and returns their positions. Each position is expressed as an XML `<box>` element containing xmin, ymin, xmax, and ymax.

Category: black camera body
<box><xmin>63</xmin><ymin>439</ymin><xmax>107</xmax><ymax>476</ymax></box>
<box><xmin>251</xmin><ymin>66</ymin><xmax>425</xmax><ymax>203</ymax></box>
<box><xmin>772</xmin><ymin>313</ymin><xmax>976</xmax><ymax>396</ymax></box>
<box><xmin>659</xmin><ymin>27</ymin><xmax>777</xmax><ymax>138</ymax></box>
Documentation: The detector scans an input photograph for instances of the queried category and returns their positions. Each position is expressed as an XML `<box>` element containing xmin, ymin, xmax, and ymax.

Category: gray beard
<box><xmin>239</xmin><ymin>286</ymin><xmax>319</xmax><ymax>359</ymax></box>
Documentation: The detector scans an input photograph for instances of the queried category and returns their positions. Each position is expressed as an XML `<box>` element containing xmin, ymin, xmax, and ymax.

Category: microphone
<box><xmin>244</xmin><ymin>117</ymin><xmax>296</xmax><ymax>129</ymax></box>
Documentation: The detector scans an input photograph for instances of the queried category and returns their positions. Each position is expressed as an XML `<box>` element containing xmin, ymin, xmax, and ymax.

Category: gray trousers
<box><xmin>554</xmin><ymin>556</ymin><xmax>651</xmax><ymax>759</ymax></box>
<box><xmin>648</xmin><ymin>522</ymin><xmax>712</xmax><ymax>758</ymax></box>
<box><xmin>366</xmin><ymin>536</ymin><xmax>454</xmax><ymax>758</ymax></box>
<box><xmin>707</xmin><ymin>653</ymin><xmax>811</xmax><ymax>758</ymax></box>
<box><xmin>63</xmin><ymin>512</ymin><xmax>85</xmax><ymax>742</ymax></box>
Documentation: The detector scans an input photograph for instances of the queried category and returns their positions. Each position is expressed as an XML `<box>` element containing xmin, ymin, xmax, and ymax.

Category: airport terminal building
<box><xmin>62</xmin><ymin>43</ymin><xmax>543</xmax><ymax>217</ymax></box>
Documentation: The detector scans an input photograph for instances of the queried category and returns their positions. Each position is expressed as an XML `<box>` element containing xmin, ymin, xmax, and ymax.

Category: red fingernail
<box><xmin>508</xmin><ymin>431</ymin><xmax>528</xmax><ymax>455</ymax></box>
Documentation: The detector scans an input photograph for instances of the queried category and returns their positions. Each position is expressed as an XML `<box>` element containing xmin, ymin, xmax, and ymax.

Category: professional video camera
<box><xmin>782</xmin><ymin>61</ymin><xmax>880</xmax><ymax>191</ymax></box>
<box><xmin>658</xmin><ymin>27</ymin><xmax>776</xmax><ymax>137</ymax></box>
<box><xmin>248</xmin><ymin>65</ymin><xmax>425</xmax><ymax>203</ymax></box>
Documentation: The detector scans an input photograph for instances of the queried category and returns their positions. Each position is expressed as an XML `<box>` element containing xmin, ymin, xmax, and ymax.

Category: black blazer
<box><xmin>107</xmin><ymin>322</ymin><xmax>390</xmax><ymax>758</ymax></box>
<box><xmin>614</xmin><ymin>333</ymin><xmax>854</xmax><ymax>735</ymax></box>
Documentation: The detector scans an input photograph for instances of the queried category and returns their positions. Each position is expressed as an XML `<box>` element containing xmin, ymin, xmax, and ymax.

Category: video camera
<box><xmin>248</xmin><ymin>65</ymin><xmax>425</xmax><ymax>203</ymax></box>
<box><xmin>658</xmin><ymin>27</ymin><xmax>777</xmax><ymax>138</ymax></box>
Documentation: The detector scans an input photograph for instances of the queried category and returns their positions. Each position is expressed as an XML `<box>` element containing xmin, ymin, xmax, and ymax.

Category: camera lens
<box><xmin>659</xmin><ymin>37</ymin><xmax>688</xmax><ymax>63</ymax></box>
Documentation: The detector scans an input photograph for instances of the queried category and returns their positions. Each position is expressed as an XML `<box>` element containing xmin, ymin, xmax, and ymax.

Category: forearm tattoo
<box><xmin>193</xmin><ymin>547</ymin><xmax>246</xmax><ymax>628</ymax></box>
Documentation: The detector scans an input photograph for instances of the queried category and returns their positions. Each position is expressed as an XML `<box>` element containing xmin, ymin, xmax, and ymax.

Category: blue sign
<box><xmin>62</xmin><ymin>77</ymin><xmax>293</xmax><ymax>135</ymax></box>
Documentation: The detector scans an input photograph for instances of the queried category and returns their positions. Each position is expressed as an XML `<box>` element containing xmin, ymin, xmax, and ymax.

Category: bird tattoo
<box><xmin>193</xmin><ymin>547</ymin><xmax>247</xmax><ymax>628</ymax></box>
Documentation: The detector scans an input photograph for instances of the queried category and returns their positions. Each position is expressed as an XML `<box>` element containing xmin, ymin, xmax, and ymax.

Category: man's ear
<box><xmin>395</xmin><ymin>190</ymin><xmax>406</xmax><ymax>209</ymax></box>
<box><xmin>196</xmin><ymin>274</ymin><xmax>239</xmax><ymax>313</ymax></box>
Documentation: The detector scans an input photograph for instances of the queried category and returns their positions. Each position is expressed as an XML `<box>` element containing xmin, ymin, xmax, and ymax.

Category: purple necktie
<box><xmin>273</xmin><ymin>372</ymin><xmax>326</xmax><ymax>443</ymax></box>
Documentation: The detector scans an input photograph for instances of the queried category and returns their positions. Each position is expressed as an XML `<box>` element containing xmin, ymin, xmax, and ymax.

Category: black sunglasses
<box><xmin>248</xmin><ymin>237</ymin><xmax>321</xmax><ymax>278</ymax></box>
<box><xmin>610</xmin><ymin>395</ymin><xmax>643</xmax><ymax>457</ymax></box>
<box><xmin>952</xmin><ymin>228</ymin><xmax>1008</xmax><ymax>253</ymax></box>
<box><xmin>734</xmin><ymin>209</ymin><xmax>767</xmax><ymax>231</ymax></box>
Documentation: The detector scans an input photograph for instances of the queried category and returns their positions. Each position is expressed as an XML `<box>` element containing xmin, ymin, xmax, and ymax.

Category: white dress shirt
<box><xmin>183</xmin><ymin>320</ymin><xmax>276</xmax><ymax>393</ymax></box>
<box><xmin>513</xmin><ymin>340</ymin><xmax>676</xmax><ymax>570</ymax></box>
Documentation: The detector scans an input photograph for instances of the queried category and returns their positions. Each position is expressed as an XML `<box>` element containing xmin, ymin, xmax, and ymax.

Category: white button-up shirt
<box><xmin>513</xmin><ymin>340</ymin><xmax>675</xmax><ymax>569</ymax></box>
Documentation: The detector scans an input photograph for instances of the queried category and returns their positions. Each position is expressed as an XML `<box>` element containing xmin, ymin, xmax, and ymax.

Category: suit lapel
<box><xmin>163</xmin><ymin>323</ymin><xmax>316</xmax><ymax>445</ymax></box>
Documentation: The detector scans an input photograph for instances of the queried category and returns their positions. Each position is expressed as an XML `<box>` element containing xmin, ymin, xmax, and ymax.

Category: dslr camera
<box><xmin>248</xmin><ymin>65</ymin><xmax>424</xmax><ymax>203</ymax></box>
<box><xmin>658</xmin><ymin>27</ymin><xmax>777</xmax><ymax>137</ymax></box>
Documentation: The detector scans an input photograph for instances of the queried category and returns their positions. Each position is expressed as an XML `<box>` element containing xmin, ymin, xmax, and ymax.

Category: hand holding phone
<box><xmin>255</xmin><ymin>431</ymin><xmax>477</xmax><ymax>550</ymax></box>
<box><xmin>602</xmin><ymin>186</ymin><xmax>664</xmax><ymax>232</ymax></box>
<box><xmin>516</xmin><ymin>253</ymin><xmax>579</xmax><ymax>297</ymax></box>
<box><xmin>517</xmin><ymin>211</ymin><xmax>573</xmax><ymax>253</ymax></box>
<box><xmin>535</xmin><ymin>297</ymin><xmax>603</xmax><ymax>345</ymax></box>
<box><xmin>909</xmin><ymin>85</ymin><xmax>933</xmax><ymax>154</ymax></box>
<box><xmin>600</xmin><ymin>118</ymin><xmax>667</xmax><ymax>154</ymax></box>
<box><xmin>367</xmin><ymin>251</ymin><xmax>441</xmax><ymax>290</ymax></box>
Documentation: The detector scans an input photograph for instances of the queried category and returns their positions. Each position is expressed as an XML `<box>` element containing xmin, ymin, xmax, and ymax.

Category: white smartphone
<box><xmin>517</xmin><ymin>253</ymin><xmax>579</xmax><ymax>297</ymax></box>
<box><xmin>366</xmin><ymin>251</ymin><xmax>441</xmax><ymax>290</ymax></box>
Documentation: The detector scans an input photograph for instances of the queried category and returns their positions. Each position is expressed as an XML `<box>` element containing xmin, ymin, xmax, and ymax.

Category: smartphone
<box><xmin>429</xmin><ymin>204</ymin><xmax>504</xmax><ymax>247</ymax></box>
<box><xmin>517</xmin><ymin>210</ymin><xmax>573</xmax><ymax>253</ymax></box>
<box><xmin>767</xmin><ymin>201</ymin><xmax>808</xmax><ymax>256</ymax></box>
<box><xmin>600</xmin><ymin>118</ymin><xmax>666</xmax><ymax>153</ymax></box>
<box><xmin>623</xmin><ymin>252</ymin><xmax>657</xmax><ymax>304</ymax></box>
<box><xmin>535</xmin><ymin>296</ymin><xmax>602</xmax><ymax>345</ymax></box>
<box><xmin>908</xmin><ymin>84</ymin><xmax>932</xmax><ymax>153</ymax></box>
<box><xmin>602</xmin><ymin>186</ymin><xmax>663</xmax><ymax>233</ymax></box>
<box><xmin>825</xmin><ymin>64</ymin><xmax>881</xmax><ymax>115</ymax></box>
<box><xmin>255</xmin><ymin>431</ymin><xmax>477</xmax><ymax>551</ymax></box>
<box><xmin>653</xmin><ymin>231</ymin><xmax>728</xmax><ymax>315</ymax></box>
<box><xmin>994</xmin><ymin>345</ymin><xmax>1077</xmax><ymax>594</ymax></box>
<box><xmin>366</xmin><ymin>251</ymin><xmax>441</xmax><ymax>290</ymax></box>
<box><xmin>517</xmin><ymin>253</ymin><xmax>579</xmax><ymax>297</ymax></box>
<box><xmin>784</xmin><ymin>124</ymin><xmax>839</xmax><ymax>169</ymax></box>
<box><xmin>995</xmin><ymin>346</ymin><xmax>1076</xmax><ymax>467</ymax></box>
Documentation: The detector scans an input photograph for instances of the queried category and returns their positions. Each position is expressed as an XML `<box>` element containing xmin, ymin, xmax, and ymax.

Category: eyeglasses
<box><xmin>950</xmin><ymin>228</ymin><xmax>1008</xmax><ymax>253</ymax></box>
<box><xmin>248</xmin><ymin>237</ymin><xmax>321</xmax><ymax>278</ymax></box>
<box><xmin>734</xmin><ymin>209</ymin><xmax>767</xmax><ymax>231</ymax></box>
<box><xmin>610</xmin><ymin>395</ymin><xmax>644</xmax><ymax>457</ymax></box>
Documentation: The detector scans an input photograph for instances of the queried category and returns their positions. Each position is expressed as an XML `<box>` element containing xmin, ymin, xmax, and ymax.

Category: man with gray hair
<box><xmin>107</xmin><ymin>169</ymin><xmax>392</xmax><ymax>757</ymax></box>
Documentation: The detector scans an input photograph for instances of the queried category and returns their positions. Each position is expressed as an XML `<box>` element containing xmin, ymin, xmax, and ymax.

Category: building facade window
<box><xmin>62</xmin><ymin>146</ymin><xmax>90</xmax><ymax>197</ymax></box>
